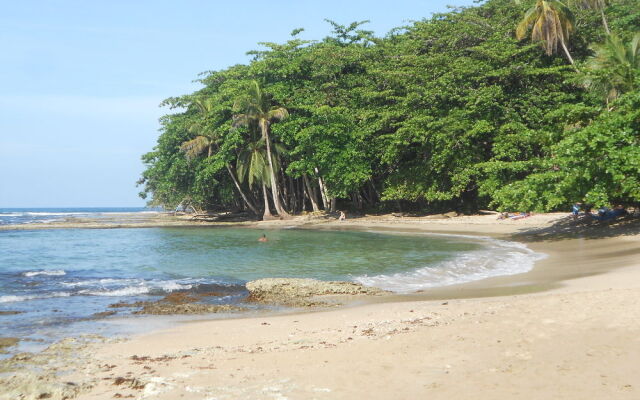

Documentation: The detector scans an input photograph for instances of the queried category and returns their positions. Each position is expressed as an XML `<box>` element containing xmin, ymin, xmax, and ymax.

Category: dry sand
<box><xmin>4</xmin><ymin>213</ymin><xmax>640</xmax><ymax>399</ymax></box>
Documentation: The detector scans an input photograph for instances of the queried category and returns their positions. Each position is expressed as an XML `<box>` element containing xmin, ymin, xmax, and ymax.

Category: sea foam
<box><xmin>22</xmin><ymin>270</ymin><xmax>67</xmax><ymax>277</ymax></box>
<box><xmin>354</xmin><ymin>235</ymin><xmax>546</xmax><ymax>293</ymax></box>
<box><xmin>0</xmin><ymin>292</ymin><xmax>71</xmax><ymax>303</ymax></box>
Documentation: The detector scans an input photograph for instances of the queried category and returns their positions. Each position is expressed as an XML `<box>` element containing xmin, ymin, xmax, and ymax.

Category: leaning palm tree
<box><xmin>237</xmin><ymin>138</ymin><xmax>272</xmax><ymax>219</ymax></box>
<box><xmin>233</xmin><ymin>81</ymin><xmax>290</xmax><ymax>217</ymax></box>
<box><xmin>571</xmin><ymin>0</ymin><xmax>610</xmax><ymax>35</ymax></box>
<box><xmin>180</xmin><ymin>98</ymin><xmax>259</xmax><ymax>215</ymax></box>
<box><xmin>585</xmin><ymin>32</ymin><xmax>640</xmax><ymax>104</ymax></box>
<box><xmin>516</xmin><ymin>0</ymin><xmax>577</xmax><ymax>65</ymax></box>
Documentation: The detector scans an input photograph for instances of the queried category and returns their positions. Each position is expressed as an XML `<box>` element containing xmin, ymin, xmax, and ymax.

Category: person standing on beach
<box><xmin>572</xmin><ymin>203</ymin><xmax>581</xmax><ymax>220</ymax></box>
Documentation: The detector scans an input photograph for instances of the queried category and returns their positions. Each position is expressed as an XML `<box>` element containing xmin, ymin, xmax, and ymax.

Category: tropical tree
<box><xmin>516</xmin><ymin>0</ymin><xmax>577</xmax><ymax>65</ymax></box>
<box><xmin>585</xmin><ymin>32</ymin><xmax>640</xmax><ymax>103</ymax></box>
<box><xmin>233</xmin><ymin>81</ymin><xmax>290</xmax><ymax>217</ymax></box>
<box><xmin>571</xmin><ymin>0</ymin><xmax>610</xmax><ymax>34</ymax></box>
<box><xmin>237</xmin><ymin>137</ymin><xmax>272</xmax><ymax>219</ymax></box>
<box><xmin>181</xmin><ymin>98</ymin><xmax>259</xmax><ymax>215</ymax></box>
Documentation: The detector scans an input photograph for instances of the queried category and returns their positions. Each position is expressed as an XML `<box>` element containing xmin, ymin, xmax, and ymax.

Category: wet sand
<box><xmin>2</xmin><ymin>213</ymin><xmax>640</xmax><ymax>399</ymax></box>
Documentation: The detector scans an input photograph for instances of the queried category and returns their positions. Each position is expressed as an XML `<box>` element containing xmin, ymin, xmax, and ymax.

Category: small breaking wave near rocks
<box><xmin>22</xmin><ymin>270</ymin><xmax>67</xmax><ymax>277</ymax></box>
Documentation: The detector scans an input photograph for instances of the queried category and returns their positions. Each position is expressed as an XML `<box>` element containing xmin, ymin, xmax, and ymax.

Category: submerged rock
<box><xmin>246</xmin><ymin>278</ymin><xmax>389</xmax><ymax>307</ymax></box>
<box><xmin>107</xmin><ymin>291</ymin><xmax>243</xmax><ymax>315</ymax></box>
<box><xmin>133</xmin><ymin>303</ymin><xmax>243</xmax><ymax>315</ymax></box>
<box><xmin>0</xmin><ymin>310</ymin><xmax>23</xmax><ymax>316</ymax></box>
<box><xmin>0</xmin><ymin>337</ymin><xmax>19</xmax><ymax>353</ymax></box>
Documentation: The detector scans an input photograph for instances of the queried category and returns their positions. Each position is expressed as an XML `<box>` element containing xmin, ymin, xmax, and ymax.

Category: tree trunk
<box><xmin>560</xmin><ymin>40</ymin><xmax>577</xmax><ymax>68</ymax></box>
<box><xmin>303</xmin><ymin>174</ymin><xmax>320</xmax><ymax>212</ymax></box>
<box><xmin>280</xmin><ymin>168</ymin><xmax>290</xmax><ymax>210</ymax></box>
<box><xmin>261</xmin><ymin>119</ymin><xmax>289</xmax><ymax>217</ymax></box>
<box><xmin>262</xmin><ymin>184</ymin><xmax>274</xmax><ymax>220</ymax></box>
<box><xmin>600</xmin><ymin>8</ymin><xmax>610</xmax><ymax>35</ymax></box>
<box><xmin>314</xmin><ymin>167</ymin><xmax>330</xmax><ymax>210</ymax></box>
<box><xmin>226</xmin><ymin>164</ymin><xmax>259</xmax><ymax>215</ymax></box>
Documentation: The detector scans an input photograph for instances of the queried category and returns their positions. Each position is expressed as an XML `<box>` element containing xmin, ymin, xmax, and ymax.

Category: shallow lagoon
<box><xmin>0</xmin><ymin>227</ymin><xmax>540</xmax><ymax>352</ymax></box>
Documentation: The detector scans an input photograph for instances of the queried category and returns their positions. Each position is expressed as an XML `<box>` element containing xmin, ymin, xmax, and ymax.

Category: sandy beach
<box><xmin>2</xmin><ymin>213</ymin><xmax>640</xmax><ymax>399</ymax></box>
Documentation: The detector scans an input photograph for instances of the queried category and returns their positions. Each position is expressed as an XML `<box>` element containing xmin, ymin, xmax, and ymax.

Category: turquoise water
<box><xmin>0</xmin><ymin>224</ymin><xmax>542</xmax><ymax>353</ymax></box>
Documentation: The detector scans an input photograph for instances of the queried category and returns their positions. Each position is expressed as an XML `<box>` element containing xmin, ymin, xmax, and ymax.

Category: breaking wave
<box><xmin>22</xmin><ymin>270</ymin><xmax>67</xmax><ymax>277</ymax></box>
<box><xmin>354</xmin><ymin>235</ymin><xmax>546</xmax><ymax>293</ymax></box>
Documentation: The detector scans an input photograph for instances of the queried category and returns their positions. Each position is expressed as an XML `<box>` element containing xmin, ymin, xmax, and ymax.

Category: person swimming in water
<box><xmin>258</xmin><ymin>234</ymin><xmax>268</xmax><ymax>242</ymax></box>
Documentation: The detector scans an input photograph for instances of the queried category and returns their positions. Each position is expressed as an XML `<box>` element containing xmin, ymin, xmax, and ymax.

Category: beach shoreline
<box><xmin>2</xmin><ymin>213</ymin><xmax>639</xmax><ymax>399</ymax></box>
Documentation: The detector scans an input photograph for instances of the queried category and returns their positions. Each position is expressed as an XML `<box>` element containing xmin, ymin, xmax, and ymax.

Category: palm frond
<box><xmin>180</xmin><ymin>136</ymin><xmax>211</xmax><ymax>161</ymax></box>
<box><xmin>232</xmin><ymin>113</ymin><xmax>250</xmax><ymax>128</ymax></box>
<box><xmin>268</xmin><ymin>107</ymin><xmax>289</xmax><ymax>122</ymax></box>
<box><xmin>631</xmin><ymin>32</ymin><xmax>640</xmax><ymax>67</ymax></box>
<box><xmin>516</xmin><ymin>6</ymin><xmax>539</xmax><ymax>40</ymax></box>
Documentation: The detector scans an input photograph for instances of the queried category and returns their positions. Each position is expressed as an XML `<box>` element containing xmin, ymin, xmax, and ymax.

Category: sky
<box><xmin>0</xmin><ymin>0</ymin><xmax>475</xmax><ymax>208</ymax></box>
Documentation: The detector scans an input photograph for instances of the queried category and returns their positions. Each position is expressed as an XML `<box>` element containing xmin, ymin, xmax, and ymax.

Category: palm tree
<box><xmin>180</xmin><ymin>98</ymin><xmax>259</xmax><ymax>215</ymax></box>
<box><xmin>585</xmin><ymin>32</ymin><xmax>640</xmax><ymax>104</ymax></box>
<box><xmin>237</xmin><ymin>137</ymin><xmax>276</xmax><ymax>220</ymax></box>
<box><xmin>516</xmin><ymin>0</ymin><xmax>577</xmax><ymax>65</ymax></box>
<box><xmin>571</xmin><ymin>0</ymin><xmax>610</xmax><ymax>35</ymax></box>
<box><xmin>233</xmin><ymin>81</ymin><xmax>290</xmax><ymax>217</ymax></box>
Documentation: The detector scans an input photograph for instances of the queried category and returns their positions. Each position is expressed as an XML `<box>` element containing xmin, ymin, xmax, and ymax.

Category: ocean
<box><xmin>0</xmin><ymin>207</ymin><xmax>160</xmax><ymax>226</ymax></box>
<box><xmin>0</xmin><ymin>208</ymin><xmax>544</xmax><ymax>355</ymax></box>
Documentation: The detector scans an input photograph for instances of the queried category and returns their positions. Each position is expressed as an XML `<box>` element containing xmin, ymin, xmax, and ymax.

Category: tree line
<box><xmin>138</xmin><ymin>0</ymin><xmax>639</xmax><ymax>218</ymax></box>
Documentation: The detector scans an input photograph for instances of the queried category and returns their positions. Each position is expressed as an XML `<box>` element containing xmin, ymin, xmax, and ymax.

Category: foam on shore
<box><xmin>354</xmin><ymin>235</ymin><xmax>546</xmax><ymax>293</ymax></box>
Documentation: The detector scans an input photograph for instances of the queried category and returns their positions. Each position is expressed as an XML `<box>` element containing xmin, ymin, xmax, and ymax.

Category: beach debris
<box><xmin>113</xmin><ymin>376</ymin><xmax>147</xmax><ymax>390</ymax></box>
<box><xmin>246</xmin><ymin>278</ymin><xmax>389</xmax><ymax>307</ymax></box>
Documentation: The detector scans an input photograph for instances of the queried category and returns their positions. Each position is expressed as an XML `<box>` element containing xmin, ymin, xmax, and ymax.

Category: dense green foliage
<box><xmin>139</xmin><ymin>0</ymin><xmax>640</xmax><ymax>216</ymax></box>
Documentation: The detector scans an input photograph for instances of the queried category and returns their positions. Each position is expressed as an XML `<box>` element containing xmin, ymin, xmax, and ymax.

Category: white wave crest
<box><xmin>23</xmin><ymin>212</ymin><xmax>87</xmax><ymax>216</ymax></box>
<box><xmin>354</xmin><ymin>235</ymin><xmax>546</xmax><ymax>293</ymax></box>
<box><xmin>82</xmin><ymin>286</ymin><xmax>151</xmax><ymax>297</ymax></box>
<box><xmin>0</xmin><ymin>292</ymin><xmax>71</xmax><ymax>303</ymax></box>
<box><xmin>22</xmin><ymin>270</ymin><xmax>66</xmax><ymax>277</ymax></box>
<box><xmin>61</xmin><ymin>278</ymin><xmax>140</xmax><ymax>287</ymax></box>
<box><xmin>79</xmin><ymin>280</ymin><xmax>194</xmax><ymax>297</ymax></box>
<box><xmin>159</xmin><ymin>282</ymin><xmax>193</xmax><ymax>291</ymax></box>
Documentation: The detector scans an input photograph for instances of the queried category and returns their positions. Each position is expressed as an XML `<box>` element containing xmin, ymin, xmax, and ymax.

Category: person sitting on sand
<box><xmin>338</xmin><ymin>211</ymin><xmax>346</xmax><ymax>221</ymax></box>
<box><xmin>510</xmin><ymin>212</ymin><xmax>532</xmax><ymax>220</ymax></box>
<box><xmin>258</xmin><ymin>234</ymin><xmax>268</xmax><ymax>242</ymax></box>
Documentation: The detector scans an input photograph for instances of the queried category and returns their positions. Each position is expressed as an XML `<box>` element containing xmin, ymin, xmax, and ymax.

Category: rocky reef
<box><xmin>246</xmin><ymin>278</ymin><xmax>389</xmax><ymax>307</ymax></box>
<box><xmin>0</xmin><ymin>336</ymin><xmax>114</xmax><ymax>400</ymax></box>
<box><xmin>108</xmin><ymin>291</ymin><xmax>244</xmax><ymax>315</ymax></box>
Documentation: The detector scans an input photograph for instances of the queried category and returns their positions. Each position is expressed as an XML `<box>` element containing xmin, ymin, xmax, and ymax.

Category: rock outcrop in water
<box><xmin>246</xmin><ymin>278</ymin><xmax>389</xmax><ymax>307</ymax></box>
<box><xmin>133</xmin><ymin>303</ymin><xmax>242</xmax><ymax>315</ymax></box>
<box><xmin>108</xmin><ymin>292</ymin><xmax>244</xmax><ymax>315</ymax></box>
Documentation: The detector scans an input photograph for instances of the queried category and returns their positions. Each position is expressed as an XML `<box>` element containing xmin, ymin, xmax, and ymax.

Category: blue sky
<box><xmin>0</xmin><ymin>0</ymin><xmax>475</xmax><ymax>207</ymax></box>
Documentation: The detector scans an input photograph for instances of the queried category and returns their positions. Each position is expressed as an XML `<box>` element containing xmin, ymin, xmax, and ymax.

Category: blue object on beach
<box><xmin>572</xmin><ymin>204</ymin><xmax>580</xmax><ymax>215</ymax></box>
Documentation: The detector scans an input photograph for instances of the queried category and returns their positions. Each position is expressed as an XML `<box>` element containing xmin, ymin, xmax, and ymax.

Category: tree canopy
<box><xmin>139</xmin><ymin>0</ymin><xmax>640</xmax><ymax>216</ymax></box>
